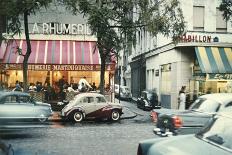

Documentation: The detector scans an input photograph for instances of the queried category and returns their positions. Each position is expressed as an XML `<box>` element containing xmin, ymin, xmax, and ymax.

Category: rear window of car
<box><xmin>96</xmin><ymin>97</ymin><xmax>106</xmax><ymax>103</ymax></box>
<box><xmin>190</xmin><ymin>98</ymin><xmax>220</xmax><ymax>113</ymax></box>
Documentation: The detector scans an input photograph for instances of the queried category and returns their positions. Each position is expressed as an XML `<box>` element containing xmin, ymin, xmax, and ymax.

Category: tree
<box><xmin>0</xmin><ymin>0</ymin><xmax>52</xmax><ymax>91</ymax></box>
<box><xmin>219</xmin><ymin>0</ymin><xmax>232</xmax><ymax>20</ymax></box>
<box><xmin>63</xmin><ymin>0</ymin><xmax>185</xmax><ymax>94</ymax></box>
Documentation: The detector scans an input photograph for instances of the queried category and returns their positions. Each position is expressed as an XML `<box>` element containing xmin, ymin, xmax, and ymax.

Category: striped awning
<box><xmin>0</xmin><ymin>41</ymin><xmax>7</xmax><ymax>60</ymax></box>
<box><xmin>195</xmin><ymin>47</ymin><xmax>232</xmax><ymax>73</ymax></box>
<box><xmin>1</xmin><ymin>40</ymin><xmax>101</xmax><ymax>65</ymax></box>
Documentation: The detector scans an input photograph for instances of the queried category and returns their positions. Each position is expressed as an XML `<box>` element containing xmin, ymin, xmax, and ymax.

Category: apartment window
<box><xmin>216</xmin><ymin>8</ymin><xmax>227</xmax><ymax>32</ymax></box>
<box><xmin>193</xmin><ymin>6</ymin><xmax>205</xmax><ymax>31</ymax></box>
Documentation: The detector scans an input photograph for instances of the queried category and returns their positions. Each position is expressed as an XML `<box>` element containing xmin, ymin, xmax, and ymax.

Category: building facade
<box><xmin>126</xmin><ymin>0</ymin><xmax>232</xmax><ymax>108</ymax></box>
<box><xmin>0</xmin><ymin>1</ymin><xmax>115</xmax><ymax>89</ymax></box>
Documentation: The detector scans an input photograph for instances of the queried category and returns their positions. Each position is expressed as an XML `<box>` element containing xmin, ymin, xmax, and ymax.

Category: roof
<box><xmin>75</xmin><ymin>92</ymin><xmax>104</xmax><ymax>98</ymax></box>
<box><xmin>199</xmin><ymin>93</ymin><xmax>232</xmax><ymax>104</ymax></box>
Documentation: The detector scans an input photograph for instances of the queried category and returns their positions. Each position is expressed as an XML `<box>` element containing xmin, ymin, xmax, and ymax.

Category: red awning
<box><xmin>0</xmin><ymin>41</ymin><xmax>7</xmax><ymax>60</ymax></box>
<box><xmin>1</xmin><ymin>40</ymin><xmax>101</xmax><ymax>65</ymax></box>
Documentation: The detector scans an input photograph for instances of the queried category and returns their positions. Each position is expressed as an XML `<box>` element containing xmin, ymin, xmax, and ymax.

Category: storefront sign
<box><xmin>208</xmin><ymin>74</ymin><xmax>232</xmax><ymax>80</ymax></box>
<box><xmin>179</xmin><ymin>34</ymin><xmax>212</xmax><ymax>43</ymax></box>
<box><xmin>3</xmin><ymin>64</ymin><xmax>115</xmax><ymax>71</ymax></box>
<box><xmin>28</xmin><ymin>65</ymin><xmax>51</xmax><ymax>71</ymax></box>
<box><xmin>4</xmin><ymin>64</ymin><xmax>22</xmax><ymax>70</ymax></box>
<box><xmin>52</xmin><ymin>65</ymin><xmax>94</xmax><ymax>71</ymax></box>
<box><xmin>31</xmin><ymin>23</ymin><xmax>92</xmax><ymax>35</ymax></box>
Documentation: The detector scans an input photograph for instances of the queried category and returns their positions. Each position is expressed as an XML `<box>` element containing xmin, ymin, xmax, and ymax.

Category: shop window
<box><xmin>161</xmin><ymin>64</ymin><xmax>171</xmax><ymax>94</ymax></box>
<box><xmin>216</xmin><ymin>8</ymin><xmax>227</xmax><ymax>32</ymax></box>
<box><xmin>193</xmin><ymin>6</ymin><xmax>205</xmax><ymax>31</ymax></box>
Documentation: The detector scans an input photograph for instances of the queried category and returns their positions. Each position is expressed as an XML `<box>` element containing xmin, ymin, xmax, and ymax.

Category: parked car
<box><xmin>0</xmin><ymin>91</ymin><xmax>53</xmax><ymax>125</ymax></box>
<box><xmin>60</xmin><ymin>92</ymin><xmax>123</xmax><ymax>122</ymax></box>
<box><xmin>151</xmin><ymin>93</ymin><xmax>232</xmax><ymax>136</ymax></box>
<box><xmin>114</xmin><ymin>84</ymin><xmax>132</xmax><ymax>100</ymax></box>
<box><xmin>137</xmin><ymin>111</ymin><xmax>232</xmax><ymax>155</ymax></box>
<box><xmin>137</xmin><ymin>91</ymin><xmax>160</xmax><ymax>110</ymax></box>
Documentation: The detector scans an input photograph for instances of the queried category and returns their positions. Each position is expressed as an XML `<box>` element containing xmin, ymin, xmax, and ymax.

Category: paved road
<box><xmin>0</xmin><ymin>99</ymin><xmax>157</xmax><ymax>155</ymax></box>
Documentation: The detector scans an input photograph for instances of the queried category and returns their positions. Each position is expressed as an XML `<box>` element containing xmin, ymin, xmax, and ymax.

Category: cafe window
<box><xmin>216</xmin><ymin>8</ymin><xmax>227</xmax><ymax>32</ymax></box>
<box><xmin>193</xmin><ymin>6</ymin><xmax>205</xmax><ymax>31</ymax></box>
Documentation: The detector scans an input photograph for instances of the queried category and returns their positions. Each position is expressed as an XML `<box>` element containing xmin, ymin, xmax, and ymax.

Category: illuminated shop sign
<box><xmin>179</xmin><ymin>34</ymin><xmax>212</xmax><ymax>43</ymax></box>
<box><xmin>208</xmin><ymin>74</ymin><xmax>232</xmax><ymax>80</ymax></box>
<box><xmin>3</xmin><ymin>64</ymin><xmax>114</xmax><ymax>71</ymax></box>
<box><xmin>31</xmin><ymin>23</ymin><xmax>92</xmax><ymax>35</ymax></box>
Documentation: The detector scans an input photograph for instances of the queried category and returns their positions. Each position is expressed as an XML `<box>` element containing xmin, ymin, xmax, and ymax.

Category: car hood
<box><xmin>35</xmin><ymin>102</ymin><xmax>51</xmax><ymax>107</ymax></box>
<box><xmin>144</xmin><ymin>135</ymin><xmax>231</xmax><ymax>155</ymax></box>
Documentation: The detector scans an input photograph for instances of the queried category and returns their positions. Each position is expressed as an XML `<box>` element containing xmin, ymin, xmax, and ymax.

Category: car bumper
<box><xmin>144</xmin><ymin>105</ymin><xmax>152</xmax><ymax>110</ymax></box>
<box><xmin>153</xmin><ymin>127</ymin><xmax>176</xmax><ymax>137</ymax></box>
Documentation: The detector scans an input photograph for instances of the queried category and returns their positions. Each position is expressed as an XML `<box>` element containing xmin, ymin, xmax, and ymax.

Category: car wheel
<box><xmin>111</xmin><ymin>110</ymin><xmax>120</xmax><ymax>121</ymax></box>
<box><xmin>72</xmin><ymin>111</ymin><xmax>83</xmax><ymax>122</ymax></box>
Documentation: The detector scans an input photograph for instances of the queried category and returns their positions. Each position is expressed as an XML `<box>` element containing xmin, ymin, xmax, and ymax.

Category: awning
<box><xmin>2</xmin><ymin>40</ymin><xmax>101</xmax><ymax>65</ymax></box>
<box><xmin>195</xmin><ymin>47</ymin><xmax>232</xmax><ymax>73</ymax></box>
<box><xmin>0</xmin><ymin>41</ymin><xmax>7</xmax><ymax>60</ymax></box>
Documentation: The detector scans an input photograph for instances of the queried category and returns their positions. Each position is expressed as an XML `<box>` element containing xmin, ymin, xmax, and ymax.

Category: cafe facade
<box><xmin>0</xmin><ymin>3</ymin><xmax>115</xmax><ymax>89</ymax></box>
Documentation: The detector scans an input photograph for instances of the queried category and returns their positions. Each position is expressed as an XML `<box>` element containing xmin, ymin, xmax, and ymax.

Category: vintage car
<box><xmin>60</xmin><ymin>93</ymin><xmax>123</xmax><ymax>122</ymax></box>
<box><xmin>137</xmin><ymin>111</ymin><xmax>232</xmax><ymax>155</ymax></box>
<box><xmin>114</xmin><ymin>84</ymin><xmax>132</xmax><ymax>100</ymax></box>
<box><xmin>151</xmin><ymin>93</ymin><xmax>232</xmax><ymax>136</ymax></box>
<box><xmin>0</xmin><ymin>91</ymin><xmax>53</xmax><ymax>125</ymax></box>
<box><xmin>137</xmin><ymin>91</ymin><xmax>160</xmax><ymax>110</ymax></box>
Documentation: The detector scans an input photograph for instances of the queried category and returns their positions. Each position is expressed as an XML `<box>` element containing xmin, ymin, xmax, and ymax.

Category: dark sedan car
<box><xmin>137</xmin><ymin>91</ymin><xmax>160</xmax><ymax>110</ymax></box>
<box><xmin>138</xmin><ymin>111</ymin><xmax>232</xmax><ymax>155</ymax></box>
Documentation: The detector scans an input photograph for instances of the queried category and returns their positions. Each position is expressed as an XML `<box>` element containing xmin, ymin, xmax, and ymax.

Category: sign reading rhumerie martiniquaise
<box><xmin>3</xmin><ymin>64</ymin><xmax>115</xmax><ymax>71</ymax></box>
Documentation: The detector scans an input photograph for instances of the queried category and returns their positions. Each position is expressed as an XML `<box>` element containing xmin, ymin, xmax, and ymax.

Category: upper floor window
<box><xmin>216</xmin><ymin>8</ymin><xmax>227</xmax><ymax>32</ymax></box>
<box><xmin>193</xmin><ymin>6</ymin><xmax>205</xmax><ymax>31</ymax></box>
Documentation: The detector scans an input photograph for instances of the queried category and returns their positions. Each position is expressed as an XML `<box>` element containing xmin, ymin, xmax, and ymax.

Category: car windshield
<box><xmin>196</xmin><ymin>115</ymin><xmax>232</xmax><ymax>152</ymax></box>
<box><xmin>189</xmin><ymin>98</ymin><xmax>220</xmax><ymax>113</ymax></box>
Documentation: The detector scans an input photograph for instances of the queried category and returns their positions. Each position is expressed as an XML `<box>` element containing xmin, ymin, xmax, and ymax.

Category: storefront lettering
<box><xmin>31</xmin><ymin>23</ymin><xmax>92</xmax><ymax>35</ymax></box>
<box><xmin>179</xmin><ymin>35</ymin><xmax>212</xmax><ymax>43</ymax></box>
<box><xmin>28</xmin><ymin>65</ymin><xmax>51</xmax><ymax>71</ymax></box>
<box><xmin>209</xmin><ymin>74</ymin><xmax>232</xmax><ymax>80</ymax></box>
<box><xmin>52</xmin><ymin>65</ymin><xmax>94</xmax><ymax>71</ymax></box>
<box><xmin>2</xmin><ymin>64</ymin><xmax>114</xmax><ymax>71</ymax></box>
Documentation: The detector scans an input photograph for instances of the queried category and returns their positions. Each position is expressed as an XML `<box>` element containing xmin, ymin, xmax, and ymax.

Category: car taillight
<box><xmin>151</xmin><ymin>111</ymin><xmax>158</xmax><ymax>123</ymax></box>
<box><xmin>172</xmin><ymin>116</ymin><xmax>183</xmax><ymax>128</ymax></box>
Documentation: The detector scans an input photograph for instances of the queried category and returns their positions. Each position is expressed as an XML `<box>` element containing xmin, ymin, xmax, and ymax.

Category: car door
<box><xmin>80</xmin><ymin>96</ymin><xmax>95</xmax><ymax>118</ymax></box>
<box><xmin>94</xmin><ymin>96</ymin><xmax>110</xmax><ymax>118</ymax></box>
